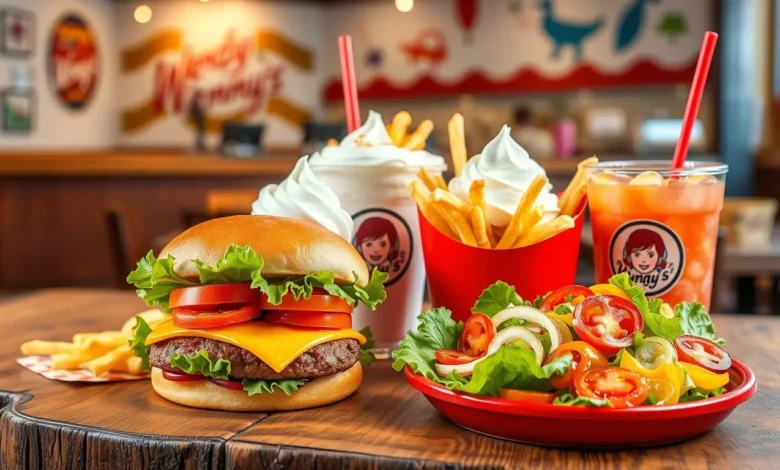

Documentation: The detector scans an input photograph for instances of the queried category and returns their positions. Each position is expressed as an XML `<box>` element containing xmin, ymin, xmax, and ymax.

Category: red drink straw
<box><xmin>672</xmin><ymin>31</ymin><xmax>718</xmax><ymax>170</ymax></box>
<box><xmin>338</xmin><ymin>35</ymin><xmax>361</xmax><ymax>133</ymax></box>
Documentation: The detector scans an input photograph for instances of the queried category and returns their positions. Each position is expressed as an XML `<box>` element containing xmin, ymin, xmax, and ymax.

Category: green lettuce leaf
<box><xmin>128</xmin><ymin>316</ymin><xmax>153</xmax><ymax>371</ymax></box>
<box><xmin>676</xmin><ymin>302</ymin><xmax>725</xmax><ymax>345</ymax></box>
<box><xmin>553</xmin><ymin>303</ymin><xmax>574</xmax><ymax>315</ymax></box>
<box><xmin>441</xmin><ymin>346</ymin><xmax>572</xmax><ymax>396</ymax></box>
<box><xmin>609</xmin><ymin>273</ymin><xmax>683</xmax><ymax>341</ymax></box>
<box><xmin>391</xmin><ymin>308</ymin><xmax>463</xmax><ymax>381</ymax></box>
<box><xmin>169</xmin><ymin>349</ymin><xmax>231</xmax><ymax>380</ymax></box>
<box><xmin>553</xmin><ymin>389</ymin><xmax>612</xmax><ymax>407</ymax></box>
<box><xmin>678</xmin><ymin>386</ymin><xmax>725</xmax><ymax>403</ymax></box>
<box><xmin>644</xmin><ymin>393</ymin><xmax>660</xmax><ymax>405</ymax></box>
<box><xmin>242</xmin><ymin>378</ymin><xmax>306</xmax><ymax>396</ymax></box>
<box><xmin>194</xmin><ymin>244</ymin><xmax>264</xmax><ymax>284</ymax></box>
<box><xmin>533</xmin><ymin>293</ymin><xmax>549</xmax><ymax>309</ymax></box>
<box><xmin>472</xmin><ymin>281</ymin><xmax>534</xmax><ymax>317</ymax></box>
<box><xmin>359</xmin><ymin>326</ymin><xmax>376</xmax><ymax>367</ymax></box>
<box><xmin>343</xmin><ymin>269</ymin><xmax>389</xmax><ymax>310</ymax></box>
<box><xmin>126</xmin><ymin>251</ymin><xmax>197</xmax><ymax>311</ymax></box>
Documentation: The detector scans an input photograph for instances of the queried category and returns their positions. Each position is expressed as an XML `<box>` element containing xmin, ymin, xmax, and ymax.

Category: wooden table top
<box><xmin>1</xmin><ymin>289</ymin><xmax>777</xmax><ymax>469</ymax></box>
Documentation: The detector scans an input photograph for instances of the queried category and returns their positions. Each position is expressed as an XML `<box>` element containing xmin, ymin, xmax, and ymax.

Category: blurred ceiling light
<box><xmin>200</xmin><ymin>0</ymin><xmax>211</xmax><ymax>3</ymax></box>
<box><xmin>134</xmin><ymin>5</ymin><xmax>152</xmax><ymax>24</ymax></box>
<box><xmin>396</xmin><ymin>0</ymin><xmax>414</xmax><ymax>13</ymax></box>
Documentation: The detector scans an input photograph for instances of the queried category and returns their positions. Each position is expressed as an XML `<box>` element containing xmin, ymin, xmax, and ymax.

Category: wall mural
<box><xmin>0</xmin><ymin>8</ymin><xmax>34</xmax><ymax>57</ymax></box>
<box><xmin>121</xmin><ymin>29</ymin><xmax>313</xmax><ymax>135</ymax></box>
<box><xmin>49</xmin><ymin>14</ymin><xmax>98</xmax><ymax>110</ymax></box>
<box><xmin>323</xmin><ymin>0</ymin><xmax>708</xmax><ymax>101</ymax></box>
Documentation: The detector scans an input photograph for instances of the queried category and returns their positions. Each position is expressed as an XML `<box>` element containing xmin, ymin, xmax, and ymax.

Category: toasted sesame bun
<box><xmin>150</xmin><ymin>363</ymin><xmax>362</xmax><ymax>411</ymax></box>
<box><xmin>159</xmin><ymin>215</ymin><xmax>368</xmax><ymax>286</ymax></box>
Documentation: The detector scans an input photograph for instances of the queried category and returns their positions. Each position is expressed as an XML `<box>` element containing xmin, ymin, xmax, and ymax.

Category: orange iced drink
<box><xmin>586</xmin><ymin>161</ymin><xmax>727</xmax><ymax>309</ymax></box>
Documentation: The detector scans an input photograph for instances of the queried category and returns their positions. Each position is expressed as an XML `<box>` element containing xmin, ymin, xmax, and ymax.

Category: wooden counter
<box><xmin>1</xmin><ymin>289</ymin><xmax>777</xmax><ymax>469</ymax></box>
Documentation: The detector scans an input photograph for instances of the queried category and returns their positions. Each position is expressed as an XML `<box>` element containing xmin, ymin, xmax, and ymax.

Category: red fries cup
<box><xmin>419</xmin><ymin>201</ymin><xmax>586</xmax><ymax>323</ymax></box>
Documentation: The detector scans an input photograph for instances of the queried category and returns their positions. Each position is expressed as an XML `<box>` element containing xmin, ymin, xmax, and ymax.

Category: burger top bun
<box><xmin>160</xmin><ymin>215</ymin><xmax>368</xmax><ymax>286</ymax></box>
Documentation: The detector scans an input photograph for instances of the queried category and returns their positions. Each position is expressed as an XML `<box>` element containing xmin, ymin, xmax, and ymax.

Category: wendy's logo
<box><xmin>609</xmin><ymin>220</ymin><xmax>684</xmax><ymax>297</ymax></box>
<box><xmin>352</xmin><ymin>208</ymin><xmax>412</xmax><ymax>287</ymax></box>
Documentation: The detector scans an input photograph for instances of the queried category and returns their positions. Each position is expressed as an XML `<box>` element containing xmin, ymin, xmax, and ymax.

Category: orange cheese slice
<box><xmin>146</xmin><ymin>320</ymin><xmax>366</xmax><ymax>373</ymax></box>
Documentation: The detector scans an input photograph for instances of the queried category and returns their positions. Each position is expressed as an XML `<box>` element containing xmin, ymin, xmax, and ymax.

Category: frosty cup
<box><xmin>586</xmin><ymin>161</ymin><xmax>728</xmax><ymax>309</ymax></box>
<box><xmin>312</xmin><ymin>164</ymin><xmax>445</xmax><ymax>355</ymax></box>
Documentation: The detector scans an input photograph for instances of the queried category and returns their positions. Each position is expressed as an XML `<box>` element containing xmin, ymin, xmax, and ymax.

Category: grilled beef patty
<box><xmin>149</xmin><ymin>337</ymin><xmax>360</xmax><ymax>380</ymax></box>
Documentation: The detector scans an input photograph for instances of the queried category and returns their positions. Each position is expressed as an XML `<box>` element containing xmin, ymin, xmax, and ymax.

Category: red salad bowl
<box><xmin>403</xmin><ymin>359</ymin><xmax>756</xmax><ymax>448</ymax></box>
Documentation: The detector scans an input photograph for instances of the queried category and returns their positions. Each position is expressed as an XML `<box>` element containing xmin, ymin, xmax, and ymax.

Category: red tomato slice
<box><xmin>162</xmin><ymin>370</ymin><xmax>205</xmax><ymax>382</ymax></box>
<box><xmin>675</xmin><ymin>335</ymin><xmax>732</xmax><ymax>373</ymax></box>
<box><xmin>574</xmin><ymin>366</ymin><xmax>649</xmax><ymax>408</ymax></box>
<box><xmin>209</xmin><ymin>378</ymin><xmax>244</xmax><ymax>391</ymax></box>
<box><xmin>264</xmin><ymin>311</ymin><xmax>352</xmax><ymax>330</ymax></box>
<box><xmin>544</xmin><ymin>341</ymin><xmax>609</xmax><ymax>389</ymax></box>
<box><xmin>260</xmin><ymin>291</ymin><xmax>353</xmax><ymax>313</ymax></box>
<box><xmin>169</xmin><ymin>284</ymin><xmax>258</xmax><ymax>309</ymax></box>
<box><xmin>573</xmin><ymin>295</ymin><xmax>644</xmax><ymax>356</ymax></box>
<box><xmin>458</xmin><ymin>314</ymin><xmax>496</xmax><ymax>357</ymax></box>
<box><xmin>498</xmin><ymin>389</ymin><xmax>556</xmax><ymax>404</ymax></box>
<box><xmin>435</xmin><ymin>349</ymin><xmax>478</xmax><ymax>365</ymax></box>
<box><xmin>540</xmin><ymin>285</ymin><xmax>595</xmax><ymax>312</ymax></box>
<box><xmin>172</xmin><ymin>304</ymin><xmax>261</xmax><ymax>329</ymax></box>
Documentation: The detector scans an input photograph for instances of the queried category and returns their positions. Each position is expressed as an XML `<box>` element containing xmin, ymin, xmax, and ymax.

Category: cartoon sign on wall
<box><xmin>49</xmin><ymin>14</ymin><xmax>98</xmax><ymax>110</ymax></box>
<box><xmin>121</xmin><ymin>28</ymin><xmax>313</xmax><ymax>135</ymax></box>
<box><xmin>324</xmin><ymin>0</ymin><xmax>713</xmax><ymax>100</ymax></box>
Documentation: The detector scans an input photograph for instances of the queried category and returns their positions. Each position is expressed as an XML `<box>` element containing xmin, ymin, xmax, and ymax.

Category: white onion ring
<box><xmin>487</xmin><ymin>326</ymin><xmax>545</xmax><ymax>365</ymax></box>
<box><xmin>491</xmin><ymin>306</ymin><xmax>562</xmax><ymax>353</ymax></box>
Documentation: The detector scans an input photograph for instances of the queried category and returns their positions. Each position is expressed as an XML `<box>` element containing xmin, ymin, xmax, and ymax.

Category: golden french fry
<box><xmin>496</xmin><ymin>175</ymin><xmax>548</xmax><ymax>249</ymax></box>
<box><xmin>21</xmin><ymin>340</ymin><xmax>76</xmax><ymax>356</ymax></box>
<box><xmin>515</xmin><ymin>216</ymin><xmax>575</xmax><ymax>247</ymax></box>
<box><xmin>82</xmin><ymin>344</ymin><xmax>133</xmax><ymax>377</ymax></box>
<box><xmin>409</xmin><ymin>181</ymin><xmax>457</xmax><ymax>239</ymax></box>
<box><xmin>433</xmin><ymin>175</ymin><xmax>448</xmax><ymax>190</ymax></box>
<box><xmin>327</xmin><ymin>138</ymin><xmax>339</xmax><ymax>147</ymax></box>
<box><xmin>561</xmin><ymin>183</ymin><xmax>586</xmax><ymax>217</ymax></box>
<box><xmin>403</xmin><ymin>119</ymin><xmax>434</xmax><ymax>150</ymax></box>
<box><xmin>417</xmin><ymin>168</ymin><xmax>438</xmax><ymax>192</ymax></box>
<box><xmin>468</xmin><ymin>180</ymin><xmax>495</xmax><ymax>247</ymax></box>
<box><xmin>390</xmin><ymin>111</ymin><xmax>412</xmax><ymax>146</ymax></box>
<box><xmin>517</xmin><ymin>205</ymin><xmax>544</xmax><ymax>238</ymax></box>
<box><xmin>470</xmin><ymin>206</ymin><xmax>491</xmax><ymax>249</ymax></box>
<box><xmin>125</xmin><ymin>356</ymin><xmax>145</xmax><ymax>375</ymax></box>
<box><xmin>448</xmin><ymin>113</ymin><xmax>467</xmax><ymax>177</ymax></box>
<box><xmin>430</xmin><ymin>202</ymin><xmax>461</xmax><ymax>238</ymax></box>
<box><xmin>121</xmin><ymin>309</ymin><xmax>167</xmax><ymax>333</ymax></box>
<box><xmin>73</xmin><ymin>332</ymin><xmax>128</xmax><ymax>348</ymax></box>
<box><xmin>439</xmin><ymin>202</ymin><xmax>477</xmax><ymax>247</ymax></box>
<box><xmin>51</xmin><ymin>353</ymin><xmax>87</xmax><ymax>370</ymax></box>
<box><xmin>560</xmin><ymin>156</ymin><xmax>598</xmax><ymax>211</ymax></box>
<box><xmin>432</xmin><ymin>188</ymin><xmax>473</xmax><ymax>213</ymax></box>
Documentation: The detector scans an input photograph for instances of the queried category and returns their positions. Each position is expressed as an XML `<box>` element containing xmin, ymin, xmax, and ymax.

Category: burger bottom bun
<box><xmin>150</xmin><ymin>362</ymin><xmax>362</xmax><ymax>412</ymax></box>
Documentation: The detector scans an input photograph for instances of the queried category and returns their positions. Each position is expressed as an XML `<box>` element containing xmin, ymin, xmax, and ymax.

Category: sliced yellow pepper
<box><xmin>589</xmin><ymin>284</ymin><xmax>631</xmax><ymax>301</ymax></box>
<box><xmin>681</xmin><ymin>362</ymin><xmax>729</xmax><ymax>390</ymax></box>
<box><xmin>620</xmin><ymin>352</ymin><xmax>685</xmax><ymax>404</ymax></box>
<box><xmin>544</xmin><ymin>311</ymin><xmax>573</xmax><ymax>327</ymax></box>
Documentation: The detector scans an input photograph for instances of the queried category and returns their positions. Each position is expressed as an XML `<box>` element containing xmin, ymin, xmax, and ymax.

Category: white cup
<box><xmin>312</xmin><ymin>163</ymin><xmax>445</xmax><ymax>354</ymax></box>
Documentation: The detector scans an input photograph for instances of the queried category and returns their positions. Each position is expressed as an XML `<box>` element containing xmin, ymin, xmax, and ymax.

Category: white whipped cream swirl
<box><xmin>449</xmin><ymin>125</ymin><xmax>559</xmax><ymax>227</ymax></box>
<box><xmin>252</xmin><ymin>156</ymin><xmax>354</xmax><ymax>240</ymax></box>
<box><xmin>308</xmin><ymin>110</ymin><xmax>446</xmax><ymax>169</ymax></box>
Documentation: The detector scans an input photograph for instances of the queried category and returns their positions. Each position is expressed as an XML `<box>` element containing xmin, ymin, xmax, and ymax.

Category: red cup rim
<box><xmin>403</xmin><ymin>359</ymin><xmax>756</xmax><ymax>420</ymax></box>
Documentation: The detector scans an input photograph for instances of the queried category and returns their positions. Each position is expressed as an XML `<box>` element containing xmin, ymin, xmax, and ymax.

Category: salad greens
<box><xmin>391</xmin><ymin>308</ymin><xmax>463</xmax><ymax>382</ymax></box>
<box><xmin>127</xmin><ymin>244</ymin><xmax>388</xmax><ymax>312</ymax></box>
<box><xmin>128</xmin><ymin>316</ymin><xmax>153</xmax><ymax>372</ymax></box>
<box><xmin>553</xmin><ymin>390</ymin><xmax>612</xmax><ymax>407</ymax></box>
<box><xmin>471</xmin><ymin>281</ymin><xmax>538</xmax><ymax>317</ymax></box>
<box><xmin>242</xmin><ymin>378</ymin><xmax>306</xmax><ymax>396</ymax></box>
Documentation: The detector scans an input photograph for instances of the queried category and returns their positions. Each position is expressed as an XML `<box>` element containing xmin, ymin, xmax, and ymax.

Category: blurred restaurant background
<box><xmin>0</xmin><ymin>0</ymin><xmax>778</xmax><ymax>314</ymax></box>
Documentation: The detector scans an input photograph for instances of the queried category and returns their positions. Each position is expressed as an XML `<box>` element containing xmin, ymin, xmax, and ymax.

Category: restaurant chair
<box><xmin>105</xmin><ymin>205</ymin><xmax>149</xmax><ymax>289</ymax></box>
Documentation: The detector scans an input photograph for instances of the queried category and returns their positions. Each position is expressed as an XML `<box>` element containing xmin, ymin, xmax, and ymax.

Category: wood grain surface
<box><xmin>0</xmin><ymin>290</ymin><xmax>777</xmax><ymax>469</ymax></box>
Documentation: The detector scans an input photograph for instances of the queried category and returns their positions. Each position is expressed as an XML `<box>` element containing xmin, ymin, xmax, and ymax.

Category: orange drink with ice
<box><xmin>586</xmin><ymin>161</ymin><xmax>727</xmax><ymax>309</ymax></box>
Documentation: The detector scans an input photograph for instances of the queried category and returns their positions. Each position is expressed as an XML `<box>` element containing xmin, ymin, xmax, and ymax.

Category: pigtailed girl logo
<box><xmin>352</xmin><ymin>208</ymin><xmax>413</xmax><ymax>287</ymax></box>
<box><xmin>609</xmin><ymin>220</ymin><xmax>684</xmax><ymax>296</ymax></box>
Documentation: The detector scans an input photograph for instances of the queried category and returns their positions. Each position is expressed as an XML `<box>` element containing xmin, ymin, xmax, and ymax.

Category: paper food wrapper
<box><xmin>17</xmin><ymin>356</ymin><xmax>149</xmax><ymax>382</ymax></box>
<box><xmin>419</xmin><ymin>203</ymin><xmax>586</xmax><ymax>323</ymax></box>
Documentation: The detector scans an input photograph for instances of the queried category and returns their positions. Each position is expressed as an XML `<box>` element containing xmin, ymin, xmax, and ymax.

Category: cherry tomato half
<box><xmin>573</xmin><ymin>295</ymin><xmax>644</xmax><ymax>356</ymax></box>
<box><xmin>544</xmin><ymin>341</ymin><xmax>609</xmax><ymax>389</ymax></box>
<box><xmin>162</xmin><ymin>370</ymin><xmax>205</xmax><ymax>382</ymax></box>
<box><xmin>264</xmin><ymin>311</ymin><xmax>352</xmax><ymax>330</ymax></box>
<box><xmin>458</xmin><ymin>314</ymin><xmax>496</xmax><ymax>357</ymax></box>
<box><xmin>172</xmin><ymin>304</ymin><xmax>261</xmax><ymax>329</ymax></box>
<box><xmin>574</xmin><ymin>366</ymin><xmax>649</xmax><ymax>408</ymax></box>
<box><xmin>498</xmin><ymin>389</ymin><xmax>556</xmax><ymax>404</ymax></box>
<box><xmin>169</xmin><ymin>283</ymin><xmax>258</xmax><ymax>309</ymax></box>
<box><xmin>435</xmin><ymin>349</ymin><xmax>479</xmax><ymax>365</ymax></box>
<box><xmin>540</xmin><ymin>285</ymin><xmax>595</xmax><ymax>312</ymax></box>
<box><xmin>209</xmin><ymin>378</ymin><xmax>244</xmax><ymax>391</ymax></box>
<box><xmin>261</xmin><ymin>290</ymin><xmax>353</xmax><ymax>314</ymax></box>
<box><xmin>674</xmin><ymin>335</ymin><xmax>732</xmax><ymax>373</ymax></box>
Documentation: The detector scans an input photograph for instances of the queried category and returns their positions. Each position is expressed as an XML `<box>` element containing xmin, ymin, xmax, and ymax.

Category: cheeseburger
<box><xmin>127</xmin><ymin>215</ymin><xmax>386</xmax><ymax>411</ymax></box>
